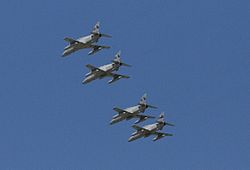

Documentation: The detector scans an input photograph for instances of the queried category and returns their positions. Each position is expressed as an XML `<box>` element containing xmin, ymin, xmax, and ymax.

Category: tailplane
<box><xmin>157</xmin><ymin>112</ymin><xmax>174</xmax><ymax>126</ymax></box>
<box><xmin>112</xmin><ymin>51</ymin><xmax>131</xmax><ymax>67</ymax></box>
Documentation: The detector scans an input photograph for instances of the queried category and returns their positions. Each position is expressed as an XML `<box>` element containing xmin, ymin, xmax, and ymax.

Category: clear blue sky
<box><xmin>0</xmin><ymin>0</ymin><xmax>249</xmax><ymax>169</ymax></box>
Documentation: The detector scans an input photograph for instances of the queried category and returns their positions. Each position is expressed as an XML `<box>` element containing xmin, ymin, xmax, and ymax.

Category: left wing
<box><xmin>86</xmin><ymin>64</ymin><xmax>98</xmax><ymax>72</ymax></box>
<box><xmin>132</xmin><ymin>125</ymin><xmax>150</xmax><ymax>133</ymax></box>
<box><xmin>113</xmin><ymin>107</ymin><xmax>132</xmax><ymax>115</ymax></box>
<box><xmin>64</xmin><ymin>37</ymin><xmax>80</xmax><ymax>45</ymax></box>
<box><xmin>134</xmin><ymin>114</ymin><xmax>155</xmax><ymax>124</ymax></box>
<box><xmin>85</xmin><ymin>64</ymin><xmax>107</xmax><ymax>74</ymax></box>
<box><xmin>88</xmin><ymin>44</ymin><xmax>111</xmax><ymax>55</ymax></box>
<box><xmin>108</xmin><ymin>73</ymin><xmax>130</xmax><ymax>84</ymax></box>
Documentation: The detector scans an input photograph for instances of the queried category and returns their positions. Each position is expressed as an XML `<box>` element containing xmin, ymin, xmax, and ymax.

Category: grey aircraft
<box><xmin>62</xmin><ymin>21</ymin><xmax>111</xmax><ymax>57</ymax></box>
<box><xmin>110</xmin><ymin>94</ymin><xmax>157</xmax><ymax>125</ymax></box>
<box><xmin>128</xmin><ymin>112</ymin><xmax>174</xmax><ymax>142</ymax></box>
<box><xmin>82</xmin><ymin>51</ymin><xmax>130</xmax><ymax>84</ymax></box>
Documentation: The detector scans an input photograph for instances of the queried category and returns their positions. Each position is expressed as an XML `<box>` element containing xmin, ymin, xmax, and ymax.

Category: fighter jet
<box><xmin>128</xmin><ymin>112</ymin><xmax>174</xmax><ymax>142</ymax></box>
<box><xmin>82</xmin><ymin>51</ymin><xmax>130</xmax><ymax>84</ymax></box>
<box><xmin>62</xmin><ymin>21</ymin><xmax>111</xmax><ymax>57</ymax></box>
<box><xmin>110</xmin><ymin>94</ymin><xmax>157</xmax><ymax>125</ymax></box>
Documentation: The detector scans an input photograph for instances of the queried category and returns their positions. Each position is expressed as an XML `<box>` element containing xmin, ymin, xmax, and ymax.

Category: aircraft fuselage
<box><xmin>82</xmin><ymin>63</ymin><xmax>117</xmax><ymax>84</ymax></box>
<box><xmin>63</xmin><ymin>34</ymin><xmax>100</xmax><ymax>56</ymax></box>
<box><xmin>110</xmin><ymin>105</ymin><xmax>147</xmax><ymax>125</ymax></box>
<box><xmin>128</xmin><ymin>123</ymin><xmax>164</xmax><ymax>142</ymax></box>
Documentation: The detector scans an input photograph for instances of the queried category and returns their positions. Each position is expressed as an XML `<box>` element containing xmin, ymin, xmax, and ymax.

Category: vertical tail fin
<box><xmin>157</xmin><ymin>112</ymin><xmax>165</xmax><ymax>123</ymax></box>
<box><xmin>91</xmin><ymin>21</ymin><xmax>100</xmax><ymax>34</ymax></box>
<box><xmin>112</xmin><ymin>51</ymin><xmax>131</xmax><ymax>67</ymax></box>
<box><xmin>157</xmin><ymin>112</ymin><xmax>174</xmax><ymax>126</ymax></box>
<box><xmin>139</xmin><ymin>93</ymin><xmax>147</xmax><ymax>105</ymax></box>
<box><xmin>113</xmin><ymin>50</ymin><xmax>121</xmax><ymax>63</ymax></box>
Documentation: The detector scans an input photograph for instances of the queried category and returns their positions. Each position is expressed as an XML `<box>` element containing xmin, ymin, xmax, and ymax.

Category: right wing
<box><xmin>154</xmin><ymin>132</ymin><xmax>173</xmax><ymax>136</ymax></box>
<box><xmin>88</xmin><ymin>44</ymin><xmax>111</xmax><ymax>55</ymax></box>
<box><xmin>108</xmin><ymin>73</ymin><xmax>130</xmax><ymax>84</ymax></box>
<box><xmin>152</xmin><ymin>132</ymin><xmax>173</xmax><ymax>141</ymax></box>
<box><xmin>134</xmin><ymin>114</ymin><xmax>155</xmax><ymax>124</ymax></box>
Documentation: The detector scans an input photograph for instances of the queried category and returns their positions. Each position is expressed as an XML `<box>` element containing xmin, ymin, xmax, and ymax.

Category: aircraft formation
<box><xmin>62</xmin><ymin>21</ymin><xmax>174</xmax><ymax>142</ymax></box>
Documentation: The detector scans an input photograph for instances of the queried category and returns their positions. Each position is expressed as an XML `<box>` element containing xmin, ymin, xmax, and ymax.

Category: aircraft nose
<box><xmin>82</xmin><ymin>78</ymin><xmax>89</xmax><ymax>84</ymax></box>
<box><xmin>109</xmin><ymin>120</ymin><xmax>115</xmax><ymax>125</ymax></box>
<box><xmin>128</xmin><ymin>136</ymin><xmax>134</xmax><ymax>142</ymax></box>
<box><xmin>62</xmin><ymin>52</ymin><xmax>67</xmax><ymax>57</ymax></box>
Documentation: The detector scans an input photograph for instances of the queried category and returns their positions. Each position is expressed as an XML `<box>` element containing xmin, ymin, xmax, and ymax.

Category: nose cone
<box><xmin>110</xmin><ymin>116</ymin><xmax>123</xmax><ymax>125</ymax></box>
<box><xmin>128</xmin><ymin>136</ymin><xmax>135</xmax><ymax>142</ymax></box>
<box><xmin>82</xmin><ymin>74</ymin><xmax>95</xmax><ymax>84</ymax></box>
<box><xmin>109</xmin><ymin>119</ymin><xmax>116</xmax><ymax>125</ymax></box>
<box><xmin>62</xmin><ymin>47</ymin><xmax>72</xmax><ymax>57</ymax></box>
<box><xmin>62</xmin><ymin>51</ymin><xmax>68</xmax><ymax>57</ymax></box>
<box><xmin>82</xmin><ymin>76</ymin><xmax>93</xmax><ymax>84</ymax></box>
<box><xmin>82</xmin><ymin>79</ymin><xmax>88</xmax><ymax>84</ymax></box>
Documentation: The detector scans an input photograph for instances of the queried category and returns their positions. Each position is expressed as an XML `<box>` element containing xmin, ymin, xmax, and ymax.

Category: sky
<box><xmin>0</xmin><ymin>0</ymin><xmax>250</xmax><ymax>169</ymax></box>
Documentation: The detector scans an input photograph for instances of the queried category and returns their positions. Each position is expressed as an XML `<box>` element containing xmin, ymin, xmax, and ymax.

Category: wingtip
<box><xmin>131</xmin><ymin>124</ymin><xmax>137</xmax><ymax>128</ymax></box>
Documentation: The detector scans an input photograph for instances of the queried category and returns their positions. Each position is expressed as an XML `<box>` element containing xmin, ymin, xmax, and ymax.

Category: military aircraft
<box><xmin>82</xmin><ymin>51</ymin><xmax>130</xmax><ymax>84</ymax></box>
<box><xmin>110</xmin><ymin>94</ymin><xmax>157</xmax><ymax>125</ymax></box>
<box><xmin>128</xmin><ymin>112</ymin><xmax>174</xmax><ymax>142</ymax></box>
<box><xmin>62</xmin><ymin>21</ymin><xmax>111</xmax><ymax>57</ymax></box>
